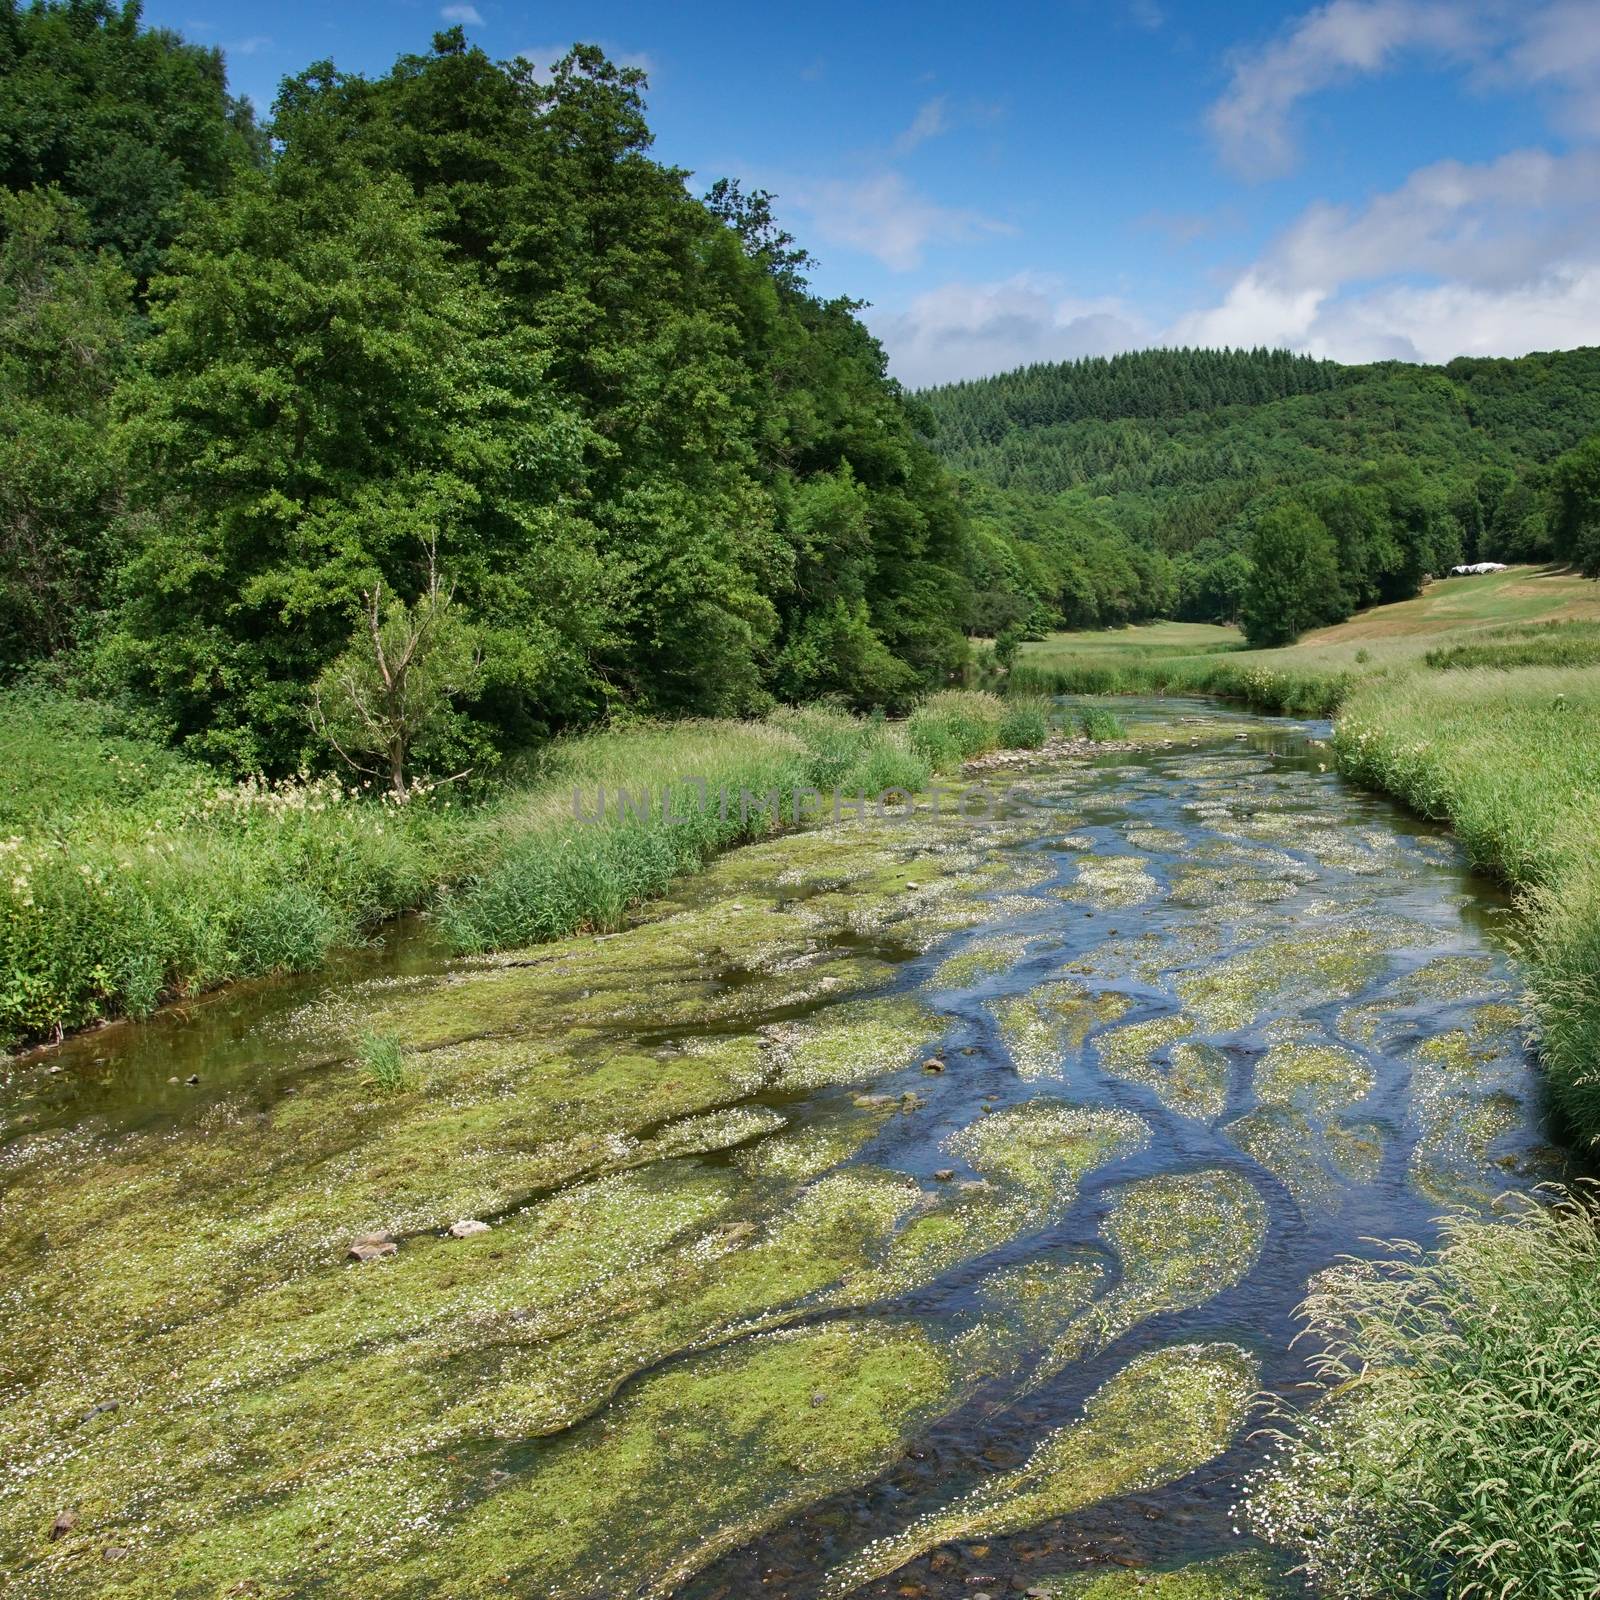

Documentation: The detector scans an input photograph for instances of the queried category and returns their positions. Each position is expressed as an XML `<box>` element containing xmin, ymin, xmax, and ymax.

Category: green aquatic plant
<box><xmin>1064</xmin><ymin>851</ymin><xmax>1159</xmax><ymax>907</ymax></box>
<box><xmin>929</xmin><ymin>933</ymin><xmax>1029</xmax><ymax>990</ymax></box>
<box><xmin>992</xmin><ymin>979</ymin><xmax>1132</xmax><ymax>1077</ymax></box>
<box><xmin>1027</xmin><ymin>1168</ymin><xmax>1269</xmax><ymax>1388</ymax></box>
<box><xmin>822</xmin><ymin>1342</ymin><xmax>1260</xmax><ymax>1597</ymax></box>
<box><xmin>1177</xmin><ymin>926</ymin><xmax>1385</xmax><ymax>1031</ymax></box>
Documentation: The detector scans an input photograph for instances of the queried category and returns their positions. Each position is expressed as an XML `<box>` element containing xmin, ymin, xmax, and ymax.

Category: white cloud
<box><xmin>1208</xmin><ymin>0</ymin><xmax>1483</xmax><ymax>178</ymax></box>
<box><xmin>441</xmin><ymin>4</ymin><xmax>483</xmax><ymax>24</ymax></box>
<box><xmin>1502</xmin><ymin>0</ymin><xmax>1600</xmax><ymax>137</ymax></box>
<box><xmin>892</xmin><ymin>97</ymin><xmax>950</xmax><ymax>157</ymax></box>
<box><xmin>871</xmin><ymin>275</ymin><xmax>1151</xmax><ymax>387</ymax></box>
<box><xmin>885</xmin><ymin>140</ymin><xmax>1600</xmax><ymax>385</ymax></box>
<box><xmin>785</xmin><ymin>172</ymin><xmax>1013</xmax><ymax>272</ymax></box>
<box><xmin>1209</xmin><ymin>2</ymin><xmax>1600</xmax><ymax>178</ymax></box>
<box><xmin>1129</xmin><ymin>0</ymin><xmax>1166</xmax><ymax>31</ymax></box>
<box><xmin>1171</xmin><ymin>146</ymin><xmax>1600</xmax><ymax>360</ymax></box>
<box><xmin>226</xmin><ymin>34</ymin><xmax>271</xmax><ymax>58</ymax></box>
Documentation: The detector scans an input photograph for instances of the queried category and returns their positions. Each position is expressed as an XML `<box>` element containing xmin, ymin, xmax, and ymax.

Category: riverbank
<box><xmin>0</xmin><ymin>691</ymin><xmax>1074</xmax><ymax>1054</ymax></box>
<box><xmin>1013</xmin><ymin>574</ymin><xmax>1600</xmax><ymax>1149</ymax></box>
<box><xmin>1014</xmin><ymin>576</ymin><xmax>1600</xmax><ymax>1598</ymax></box>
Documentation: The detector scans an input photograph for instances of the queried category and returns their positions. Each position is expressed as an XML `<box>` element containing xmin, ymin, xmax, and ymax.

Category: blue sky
<box><xmin>154</xmin><ymin>0</ymin><xmax>1600</xmax><ymax>386</ymax></box>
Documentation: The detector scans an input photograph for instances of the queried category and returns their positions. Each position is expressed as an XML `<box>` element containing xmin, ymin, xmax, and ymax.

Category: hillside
<box><xmin>923</xmin><ymin>346</ymin><xmax>1600</xmax><ymax>633</ymax></box>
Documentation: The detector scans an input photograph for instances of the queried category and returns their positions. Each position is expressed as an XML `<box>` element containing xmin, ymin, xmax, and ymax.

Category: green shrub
<box><xmin>997</xmin><ymin>695</ymin><xmax>1050</xmax><ymax>749</ymax></box>
<box><xmin>1248</xmin><ymin>1194</ymin><xmax>1600</xmax><ymax>1598</ymax></box>
<box><xmin>0</xmin><ymin>687</ymin><xmax>192</xmax><ymax>829</ymax></box>
<box><xmin>1076</xmin><ymin>706</ymin><xmax>1126</xmax><ymax>742</ymax></box>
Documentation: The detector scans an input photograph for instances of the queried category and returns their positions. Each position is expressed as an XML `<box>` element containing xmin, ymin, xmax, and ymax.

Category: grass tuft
<box><xmin>358</xmin><ymin>1031</ymin><xmax>408</xmax><ymax>1094</ymax></box>
<box><xmin>997</xmin><ymin>695</ymin><xmax>1052</xmax><ymax>749</ymax></box>
<box><xmin>1246</xmin><ymin>1192</ymin><xmax>1600</xmax><ymax>1599</ymax></box>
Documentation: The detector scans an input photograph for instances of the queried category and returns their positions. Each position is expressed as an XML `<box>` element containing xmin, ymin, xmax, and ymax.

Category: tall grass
<box><xmin>358</xmin><ymin>1031</ymin><xmax>409</xmax><ymax>1094</ymax></box>
<box><xmin>1075</xmin><ymin>705</ymin><xmax>1127</xmax><ymax>742</ymax></box>
<box><xmin>1247</xmin><ymin>1194</ymin><xmax>1600</xmax><ymax>1598</ymax></box>
<box><xmin>1008</xmin><ymin>654</ymin><xmax>1349</xmax><ymax>717</ymax></box>
<box><xmin>1424</xmin><ymin>620</ymin><xmax>1600</xmax><ymax>672</ymax></box>
<box><xmin>1334</xmin><ymin>668</ymin><xmax>1600</xmax><ymax>1140</ymax></box>
<box><xmin>997</xmin><ymin>694</ymin><xmax>1052</xmax><ymax>749</ymax></box>
<box><xmin>0</xmin><ymin>690</ymin><xmax>459</xmax><ymax>1044</ymax></box>
<box><xmin>905</xmin><ymin>689</ymin><xmax>1011</xmax><ymax>769</ymax></box>
<box><xmin>1</xmin><ymin>691</ymin><xmax>1048</xmax><ymax>1050</ymax></box>
<box><xmin>435</xmin><ymin>720</ymin><xmax>824</xmax><ymax>953</ymax></box>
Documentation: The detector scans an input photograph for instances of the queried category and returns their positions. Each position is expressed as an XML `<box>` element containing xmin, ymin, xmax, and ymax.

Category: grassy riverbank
<box><xmin>1014</xmin><ymin>567</ymin><xmax>1600</xmax><ymax>1597</ymax></box>
<box><xmin>0</xmin><ymin>690</ymin><xmax>1037</xmax><ymax>1052</ymax></box>
<box><xmin>1011</xmin><ymin>564</ymin><xmax>1600</xmax><ymax>714</ymax></box>
<box><xmin>1014</xmin><ymin>567</ymin><xmax>1600</xmax><ymax>1145</ymax></box>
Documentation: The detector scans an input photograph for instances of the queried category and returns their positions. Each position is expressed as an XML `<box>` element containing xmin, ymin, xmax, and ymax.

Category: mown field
<box><xmin>1013</xmin><ymin>565</ymin><xmax>1600</xmax><ymax>705</ymax></box>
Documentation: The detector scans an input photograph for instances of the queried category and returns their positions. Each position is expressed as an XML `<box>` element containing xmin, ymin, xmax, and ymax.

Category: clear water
<box><xmin>0</xmin><ymin>701</ymin><xmax>1559</xmax><ymax>1598</ymax></box>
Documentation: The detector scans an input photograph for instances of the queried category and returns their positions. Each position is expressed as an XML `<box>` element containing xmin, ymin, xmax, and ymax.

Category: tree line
<box><xmin>1</xmin><ymin>3</ymin><xmax>974</xmax><ymax>781</ymax></box>
<box><xmin>5</xmin><ymin>2</ymin><xmax>1600</xmax><ymax>772</ymax></box>
<box><xmin>921</xmin><ymin>346</ymin><xmax>1600</xmax><ymax>645</ymax></box>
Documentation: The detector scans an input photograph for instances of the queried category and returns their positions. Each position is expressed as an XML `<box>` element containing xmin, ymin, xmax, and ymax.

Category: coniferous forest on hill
<box><xmin>921</xmin><ymin>343</ymin><xmax>1600</xmax><ymax>643</ymax></box>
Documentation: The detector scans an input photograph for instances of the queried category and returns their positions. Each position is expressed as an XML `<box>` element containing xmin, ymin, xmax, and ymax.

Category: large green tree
<box><xmin>0</xmin><ymin>187</ymin><xmax>131</xmax><ymax>668</ymax></box>
<box><xmin>1548</xmin><ymin>434</ymin><xmax>1600</xmax><ymax>576</ymax></box>
<box><xmin>111</xmin><ymin>153</ymin><xmax>607</xmax><ymax>770</ymax></box>
<box><xmin>1241</xmin><ymin>502</ymin><xmax>1344</xmax><ymax>647</ymax></box>
<box><xmin>0</xmin><ymin>0</ymin><xmax>263</xmax><ymax>284</ymax></box>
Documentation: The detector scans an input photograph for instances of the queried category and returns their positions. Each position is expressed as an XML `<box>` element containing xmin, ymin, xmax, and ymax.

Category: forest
<box><xmin>1</xmin><ymin>2</ymin><xmax>977</xmax><ymax>781</ymax></box>
<box><xmin>923</xmin><ymin>344</ymin><xmax>1600</xmax><ymax>645</ymax></box>
<box><xmin>10</xmin><ymin>2</ymin><xmax>1600</xmax><ymax>783</ymax></box>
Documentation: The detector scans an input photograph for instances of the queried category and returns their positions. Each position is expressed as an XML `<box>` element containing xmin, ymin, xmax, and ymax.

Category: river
<box><xmin>0</xmin><ymin>699</ymin><xmax>1561</xmax><ymax>1598</ymax></box>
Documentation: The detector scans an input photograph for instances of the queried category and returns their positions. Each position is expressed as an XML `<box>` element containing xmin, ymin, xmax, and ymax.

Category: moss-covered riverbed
<box><xmin>0</xmin><ymin>700</ymin><xmax>1559</xmax><ymax>1597</ymax></box>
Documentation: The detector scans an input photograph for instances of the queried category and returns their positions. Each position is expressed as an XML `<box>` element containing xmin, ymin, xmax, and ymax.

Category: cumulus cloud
<box><xmin>871</xmin><ymin>275</ymin><xmax>1151</xmax><ymax>387</ymax></box>
<box><xmin>784</xmin><ymin>173</ymin><xmax>1014</xmax><ymax>272</ymax></box>
<box><xmin>441</xmin><ymin>4</ymin><xmax>483</xmax><ymax>24</ymax></box>
<box><xmin>1503</xmin><ymin>0</ymin><xmax>1600</xmax><ymax>137</ymax></box>
<box><xmin>1171</xmin><ymin>146</ymin><xmax>1600</xmax><ymax>360</ymax></box>
<box><xmin>1208</xmin><ymin>0</ymin><xmax>1483</xmax><ymax>178</ymax></box>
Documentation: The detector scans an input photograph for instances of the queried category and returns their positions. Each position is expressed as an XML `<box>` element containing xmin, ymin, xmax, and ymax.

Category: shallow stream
<box><xmin>0</xmin><ymin>700</ymin><xmax>1561</xmax><ymax>1598</ymax></box>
